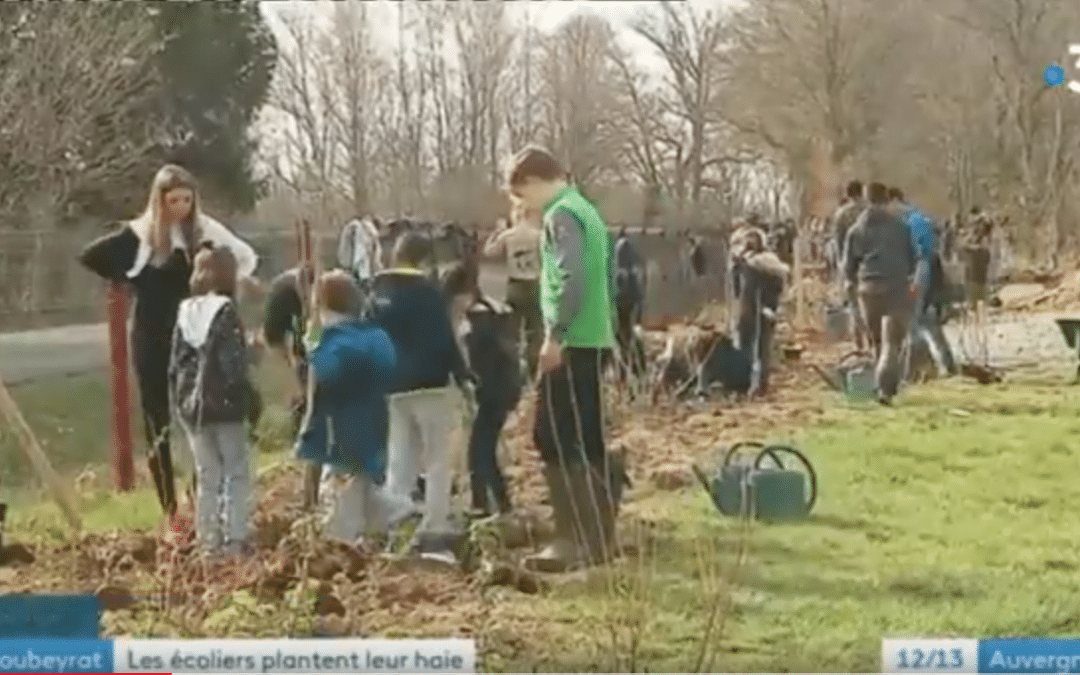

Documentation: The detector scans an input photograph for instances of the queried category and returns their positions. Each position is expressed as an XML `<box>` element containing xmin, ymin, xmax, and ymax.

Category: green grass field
<box><xmin>5</xmin><ymin>367</ymin><xmax>1080</xmax><ymax>671</ymax></box>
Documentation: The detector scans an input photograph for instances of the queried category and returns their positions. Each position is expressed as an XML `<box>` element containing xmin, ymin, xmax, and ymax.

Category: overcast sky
<box><xmin>261</xmin><ymin>0</ymin><xmax>730</xmax><ymax>71</ymax></box>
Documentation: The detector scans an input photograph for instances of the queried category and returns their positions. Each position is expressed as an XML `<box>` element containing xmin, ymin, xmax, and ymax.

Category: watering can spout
<box><xmin>691</xmin><ymin>463</ymin><xmax>720</xmax><ymax>509</ymax></box>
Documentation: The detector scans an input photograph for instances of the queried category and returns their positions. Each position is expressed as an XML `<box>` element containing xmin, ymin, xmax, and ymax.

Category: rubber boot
<box><xmin>147</xmin><ymin>452</ymin><xmax>176</xmax><ymax>516</ymax></box>
<box><xmin>159</xmin><ymin>444</ymin><xmax>177</xmax><ymax>516</ymax></box>
<box><xmin>522</xmin><ymin>465</ymin><xmax>580</xmax><ymax>573</ymax></box>
<box><xmin>574</xmin><ymin>464</ymin><xmax>616</xmax><ymax>566</ymax></box>
<box><xmin>302</xmin><ymin>463</ymin><xmax>321</xmax><ymax>509</ymax></box>
<box><xmin>605</xmin><ymin>452</ymin><xmax>628</xmax><ymax>519</ymax></box>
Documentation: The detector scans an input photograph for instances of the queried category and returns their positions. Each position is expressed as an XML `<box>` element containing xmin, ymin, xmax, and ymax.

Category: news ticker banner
<box><xmin>0</xmin><ymin>638</ymin><xmax>474</xmax><ymax>673</ymax></box>
<box><xmin>883</xmin><ymin>638</ymin><xmax>1080</xmax><ymax>673</ymax></box>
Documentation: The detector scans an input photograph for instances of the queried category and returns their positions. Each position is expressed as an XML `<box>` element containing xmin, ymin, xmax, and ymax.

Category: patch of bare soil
<box><xmin>0</xmin><ymin>320</ymin><xmax>840</xmax><ymax>639</ymax></box>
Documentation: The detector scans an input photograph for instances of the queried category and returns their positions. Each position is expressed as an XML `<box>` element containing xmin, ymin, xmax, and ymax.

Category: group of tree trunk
<box><xmin>5</xmin><ymin>0</ymin><xmax>1079</xmax><ymax>270</ymax></box>
<box><xmin>267</xmin><ymin>0</ymin><xmax>1080</xmax><ymax>267</ymax></box>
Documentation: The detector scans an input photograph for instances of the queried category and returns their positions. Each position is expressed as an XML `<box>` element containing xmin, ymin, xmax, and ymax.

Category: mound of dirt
<box><xmin>1002</xmin><ymin>270</ymin><xmax>1080</xmax><ymax>311</ymax></box>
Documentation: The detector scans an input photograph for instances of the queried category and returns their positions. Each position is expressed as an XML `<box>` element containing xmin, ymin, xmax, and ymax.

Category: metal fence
<box><xmin>0</xmin><ymin>226</ymin><xmax>731</xmax><ymax>332</ymax></box>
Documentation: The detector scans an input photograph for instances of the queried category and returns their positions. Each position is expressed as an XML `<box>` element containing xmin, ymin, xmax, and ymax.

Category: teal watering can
<box><xmin>692</xmin><ymin>442</ymin><xmax>818</xmax><ymax>522</ymax></box>
<box><xmin>812</xmin><ymin>350</ymin><xmax>876</xmax><ymax>402</ymax></box>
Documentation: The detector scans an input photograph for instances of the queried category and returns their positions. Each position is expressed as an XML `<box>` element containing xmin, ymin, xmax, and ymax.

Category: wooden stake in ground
<box><xmin>794</xmin><ymin>224</ymin><xmax>807</xmax><ymax>329</ymax></box>
<box><xmin>294</xmin><ymin>218</ymin><xmax>324</xmax><ymax>510</ymax></box>
<box><xmin>0</xmin><ymin>375</ymin><xmax>81</xmax><ymax>530</ymax></box>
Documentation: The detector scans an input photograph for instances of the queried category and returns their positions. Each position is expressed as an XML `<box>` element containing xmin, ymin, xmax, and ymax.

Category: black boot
<box><xmin>573</xmin><ymin>464</ymin><xmax>616</xmax><ymax>566</ymax></box>
<box><xmin>147</xmin><ymin>450</ymin><xmax>177</xmax><ymax>516</ymax></box>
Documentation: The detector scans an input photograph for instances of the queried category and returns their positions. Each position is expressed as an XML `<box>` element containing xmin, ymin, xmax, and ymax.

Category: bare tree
<box><xmin>0</xmin><ymin>4</ymin><xmax>161</xmax><ymax>226</ymax></box>
<box><xmin>632</xmin><ymin>3</ymin><xmax>730</xmax><ymax>206</ymax></box>
<box><xmin>537</xmin><ymin>15</ymin><xmax>622</xmax><ymax>192</ymax></box>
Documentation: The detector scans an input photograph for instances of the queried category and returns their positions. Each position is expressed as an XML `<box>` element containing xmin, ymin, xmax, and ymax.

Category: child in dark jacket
<box><xmin>462</xmin><ymin>296</ymin><xmax>522</xmax><ymax>516</ymax></box>
<box><xmin>169</xmin><ymin>246</ymin><xmax>252</xmax><ymax>557</ymax></box>
<box><xmin>296</xmin><ymin>271</ymin><xmax>407</xmax><ymax>545</ymax></box>
<box><xmin>366</xmin><ymin>233</ymin><xmax>472</xmax><ymax>561</ymax></box>
<box><xmin>442</xmin><ymin>264</ymin><xmax>521</xmax><ymax>516</ymax></box>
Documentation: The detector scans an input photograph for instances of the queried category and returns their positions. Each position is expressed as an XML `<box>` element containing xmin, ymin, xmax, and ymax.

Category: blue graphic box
<box><xmin>0</xmin><ymin>594</ymin><xmax>100</xmax><ymax>638</ymax></box>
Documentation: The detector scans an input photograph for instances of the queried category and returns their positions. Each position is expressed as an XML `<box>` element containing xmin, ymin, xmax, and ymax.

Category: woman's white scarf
<box><xmin>126</xmin><ymin>212</ymin><xmax>258</xmax><ymax>280</ymax></box>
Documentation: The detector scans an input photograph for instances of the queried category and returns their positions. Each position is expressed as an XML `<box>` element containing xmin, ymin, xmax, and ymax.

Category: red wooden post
<box><xmin>106</xmin><ymin>282</ymin><xmax>134</xmax><ymax>491</ymax></box>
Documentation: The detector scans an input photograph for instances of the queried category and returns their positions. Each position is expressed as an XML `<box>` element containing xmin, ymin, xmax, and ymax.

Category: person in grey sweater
<box><xmin>843</xmin><ymin>182</ymin><xmax>916</xmax><ymax>404</ymax></box>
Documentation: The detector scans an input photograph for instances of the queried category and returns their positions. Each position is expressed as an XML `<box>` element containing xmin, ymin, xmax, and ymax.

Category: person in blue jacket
<box><xmin>888</xmin><ymin>187</ymin><xmax>957</xmax><ymax>378</ymax></box>
<box><xmin>296</xmin><ymin>270</ymin><xmax>411</xmax><ymax>547</ymax></box>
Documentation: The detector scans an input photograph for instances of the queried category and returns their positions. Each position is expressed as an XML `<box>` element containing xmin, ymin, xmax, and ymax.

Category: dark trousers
<box><xmin>132</xmin><ymin>324</ymin><xmax>176</xmax><ymax>515</ymax></box>
<box><xmin>736</xmin><ymin>312</ymin><xmax>776</xmax><ymax>395</ymax></box>
<box><xmin>857</xmin><ymin>280</ymin><xmax>910</xmax><ymax>398</ymax></box>
<box><xmin>534</xmin><ymin>347</ymin><xmax>606</xmax><ymax>468</ymax></box>
<box><xmin>506</xmin><ymin>278</ymin><xmax>542</xmax><ymax>380</ymax></box>
<box><xmin>468</xmin><ymin>394</ymin><xmax>512</xmax><ymax>514</ymax></box>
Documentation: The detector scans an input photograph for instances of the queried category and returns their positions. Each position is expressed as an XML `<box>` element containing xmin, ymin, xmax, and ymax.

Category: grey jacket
<box><xmin>843</xmin><ymin>206</ymin><xmax>915</xmax><ymax>290</ymax></box>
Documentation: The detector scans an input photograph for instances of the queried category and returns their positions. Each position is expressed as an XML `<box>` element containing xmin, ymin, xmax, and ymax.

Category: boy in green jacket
<box><xmin>505</xmin><ymin>145</ymin><xmax>620</xmax><ymax>573</ymax></box>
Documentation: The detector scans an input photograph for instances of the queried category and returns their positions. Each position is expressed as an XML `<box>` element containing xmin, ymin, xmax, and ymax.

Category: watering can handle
<box><xmin>755</xmin><ymin>444</ymin><xmax>818</xmax><ymax>513</ymax></box>
<box><xmin>721</xmin><ymin>440</ymin><xmax>766</xmax><ymax>468</ymax></box>
<box><xmin>838</xmin><ymin>349</ymin><xmax>872</xmax><ymax>369</ymax></box>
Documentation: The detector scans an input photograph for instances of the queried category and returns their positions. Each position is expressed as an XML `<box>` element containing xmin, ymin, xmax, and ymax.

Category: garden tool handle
<box><xmin>756</xmin><ymin>444</ymin><xmax>818</xmax><ymax>513</ymax></box>
<box><xmin>721</xmin><ymin>440</ymin><xmax>765</xmax><ymax>468</ymax></box>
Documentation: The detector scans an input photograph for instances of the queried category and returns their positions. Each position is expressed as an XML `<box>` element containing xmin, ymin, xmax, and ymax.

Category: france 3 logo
<box><xmin>1044</xmin><ymin>46</ymin><xmax>1080</xmax><ymax>92</ymax></box>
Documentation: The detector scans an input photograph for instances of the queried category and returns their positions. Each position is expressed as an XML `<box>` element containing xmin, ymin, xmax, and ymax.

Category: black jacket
<box><xmin>365</xmin><ymin>268</ymin><xmax>470</xmax><ymax>394</ymax></box>
<box><xmin>463</xmin><ymin>296</ymin><xmax>522</xmax><ymax>409</ymax></box>
<box><xmin>80</xmin><ymin>225</ymin><xmax>192</xmax><ymax>345</ymax></box>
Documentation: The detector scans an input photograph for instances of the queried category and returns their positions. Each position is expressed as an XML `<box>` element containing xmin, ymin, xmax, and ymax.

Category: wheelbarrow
<box><xmin>1054</xmin><ymin>318</ymin><xmax>1080</xmax><ymax>382</ymax></box>
<box><xmin>811</xmin><ymin>350</ymin><xmax>876</xmax><ymax>402</ymax></box>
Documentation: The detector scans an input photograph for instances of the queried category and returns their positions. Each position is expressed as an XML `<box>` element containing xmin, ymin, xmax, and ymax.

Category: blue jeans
<box><xmin>469</xmin><ymin>394</ymin><xmax>513</xmax><ymax>514</ymax></box>
<box><xmin>906</xmin><ymin>259</ymin><xmax>957</xmax><ymax>378</ymax></box>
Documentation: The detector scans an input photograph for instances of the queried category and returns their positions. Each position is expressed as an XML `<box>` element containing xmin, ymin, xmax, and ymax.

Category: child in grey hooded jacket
<box><xmin>169</xmin><ymin>245</ymin><xmax>252</xmax><ymax>557</ymax></box>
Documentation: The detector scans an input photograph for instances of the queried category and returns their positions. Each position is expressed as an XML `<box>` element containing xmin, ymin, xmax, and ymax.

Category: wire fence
<box><xmin>0</xmin><ymin>225</ymin><xmax>734</xmax><ymax>333</ymax></box>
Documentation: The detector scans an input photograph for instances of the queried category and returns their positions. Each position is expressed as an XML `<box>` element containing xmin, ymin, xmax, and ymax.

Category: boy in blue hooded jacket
<box><xmin>296</xmin><ymin>270</ymin><xmax>411</xmax><ymax>546</ymax></box>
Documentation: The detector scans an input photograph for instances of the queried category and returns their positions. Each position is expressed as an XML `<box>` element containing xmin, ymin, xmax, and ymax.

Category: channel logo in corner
<box><xmin>0</xmin><ymin>639</ymin><xmax>114</xmax><ymax>673</ymax></box>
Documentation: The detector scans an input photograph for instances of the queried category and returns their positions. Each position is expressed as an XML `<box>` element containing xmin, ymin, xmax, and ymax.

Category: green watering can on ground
<box><xmin>692</xmin><ymin>442</ymin><xmax>818</xmax><ymax>522</ymax></box>
<box><xmin>812</xmin><ymin>350</ymin><xmax>876</xmax><ymax>403</ymax></box>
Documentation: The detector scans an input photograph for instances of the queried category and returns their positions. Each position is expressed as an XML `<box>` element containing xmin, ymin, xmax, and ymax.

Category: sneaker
<box><xmin>413</xmin><ymin>532</ymin><xmax>459</xmax><ymax>566</ymax></box>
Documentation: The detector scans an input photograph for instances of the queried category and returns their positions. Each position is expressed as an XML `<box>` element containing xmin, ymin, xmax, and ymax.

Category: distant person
<box><xmin>770</xmin><ymin>219</ymin><xmax>797</xmax><ymax>266</ymax></box>
<box><xmin>336</xmin><ymin>216</ymin><xmax>383</xmax><ymax>295</ymax></box>
<box><xmin>366</xmin><ymin>233</ymin><xmax>473</xmax><ymax>563</ymax></box>
<box><xmin>484</xmin><ymin>208</ymin><xmax>542</xmax><ymax>378</ymax></box>
<box><xmin>612</xmin><ymin>226</ymin><xmax>646</xmax><ymax>379</ymax></box>
<box><xmin>888</xmin><ymin>187</ymin><xmax>957</xmax><ymax>378</ymax></box>
<box><xmin>505</xmin><ymin>145</ymin><xmax>619</xmax><ymax>573</ymax></box>
<box><xmin>843</xmin><ymin>182</ymin><xmax>916</xmax><ymax>405</ymax></box>
<box><xmin>729</xmin><ymin>227</ymin><xmax>788</xmax><ymax>396</ymax></box>
<box><xmin>296</xmin><ymin>271</ymin><xmax>410</xmax><ymax>548</ymax></box>
<box><xmin>79</xmin><ymin>164</ymin><xmax>258</xmax><ymax>518</ymax></box>
<box><xmin>961</xmin><ymin>207</ymin><xmax>994</xmax><ymax>312</ymax></box>
<box><xmin>830</xmin><ymin>180</ymin><xmax>866</xmax><ymax>281</ymax></box>
<box><xmin>169</xmin><ymin>246</ymin><xmax>252</xmax><ymax>558</ymax></box>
